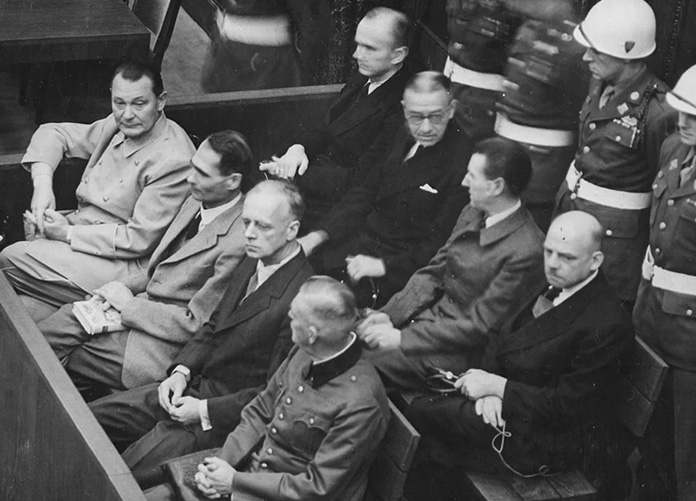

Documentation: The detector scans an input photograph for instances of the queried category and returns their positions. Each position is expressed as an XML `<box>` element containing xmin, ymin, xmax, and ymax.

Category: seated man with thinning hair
<box><xmin>38</xmin><ymin>131</ymin><xmax>253</xmax><ymax>391</ymax></box>
<box><xmin>0</xmin><ymin>61</ymin><xmax>195</xmax><ymax>321</ymax></box>
<box><xmin>403</xmin><ymin>211</ymin><xmax>633</xmax><ymax>500</ymax></box>
<box><xmin>144</xmin><ymin>276</ymin><xmax>389</xmax><ymax>501</ymax></box>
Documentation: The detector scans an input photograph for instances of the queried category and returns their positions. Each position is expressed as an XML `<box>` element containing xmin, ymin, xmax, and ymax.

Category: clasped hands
<box><xmin>157</xmin><ymin>372</ymin><xmax>202</xmax><ymax>426</ymax></box>
<box><xmin>195</xmin><ymin>456</ymin><xmax>236</xmax><ymax>499</ymax></box>
<box><xmin>356</xmin><ymin>311</ymin><xmax>401</xmax><ymax>350</ymax></box>
<box><xmin>455</xmin><ymin>369</ymin><xmax>508</xmax><ymax>429</ymax></box>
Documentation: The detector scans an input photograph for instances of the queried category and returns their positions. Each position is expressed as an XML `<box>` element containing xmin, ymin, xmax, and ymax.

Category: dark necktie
<box><xmin>185</xmin><ymin>213</ymin><xmax>202</xmax><ymax>241</ymax></box>
<box><xmin>680</xmin><ymin>158</ymin><xmax>695</xmax><ymax>187</ymax></box>
<box><xmin>241</xmin><ymin>269</ymin><xmax>260</xmax><ymax>303</ymax></box>
<box><xmin>532</xmin><ymin>286</ymin><xmax>562</xmax><ymax>318</ymax></box>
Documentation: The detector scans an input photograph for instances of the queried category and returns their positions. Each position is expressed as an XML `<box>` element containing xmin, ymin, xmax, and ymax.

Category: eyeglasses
<box><xmin>404</xmin><ymin>110</ymin><xmax>449</xmax><ymax>126</ymax></box>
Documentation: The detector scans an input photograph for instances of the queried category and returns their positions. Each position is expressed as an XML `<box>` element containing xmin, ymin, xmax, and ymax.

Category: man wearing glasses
<box><xmin>298</xmin><ymin>71</ymin><xmax>472</xmax><ymax>308</ymax></box>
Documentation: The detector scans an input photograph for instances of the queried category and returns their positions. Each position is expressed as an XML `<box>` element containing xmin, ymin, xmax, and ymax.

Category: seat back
<box><xmin>616</xmin><ymin>336</ymin><xmax>669</xmax><ymax>438</ymax></box>
<box><xmin>365</xmin><ymin>399</ymin><xmax>421</xmax><ymax>501</ymax></box>
<box><xmin>131</xmin><ymin>0</ymin><xmax>184</xmax><ymax>68</ymax></box>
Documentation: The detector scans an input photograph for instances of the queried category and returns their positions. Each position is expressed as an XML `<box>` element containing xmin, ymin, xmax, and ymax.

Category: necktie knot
<box><xmin>185</xmin><ymin>213</ymin><xmax>202</xmax><ymax>240</ymax></box>
<box><xmin>544</xmin><ymin>286</ymin><xmax>562</xmax><ymax>301</ymax></box>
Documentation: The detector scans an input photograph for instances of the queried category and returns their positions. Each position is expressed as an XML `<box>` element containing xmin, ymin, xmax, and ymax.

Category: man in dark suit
<box><xmin>299</xmin><ymin>71</ymin><xmax>472</xmax><ymax>307</ymax></box>
<box><xmin>38</xmin><ymin>131</ymin><xmax>253</xmax><ymax>391</ymax></box>
<box><xmin>89</xmin><ymin>180</ymin><xmax>313</xmax><ymax>488</ymax></box>
<box><xmin>358</xmin><ymin>137</ymin><xmax>546</xmax><ymax>390</ymax></box>
<box><xmin>403</xmin><ymin>211</ymin><xmax>633</xmax><ymax>501</ymax></box>
<box><xmin>261</xmin><ymin>7</ymin><xmax>411</xmax><ymax>229</ymax></box>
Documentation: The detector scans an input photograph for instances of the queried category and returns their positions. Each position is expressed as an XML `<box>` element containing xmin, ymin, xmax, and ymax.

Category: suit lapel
<box><xmin>149</xmin><ymin>197</ymin><xmax>199</xmax><ymax>266</ymax></box>
<box><xmin>327</xmin><ymin>75</ymin><xmax>367</xmax><ymax>123</ymax></box>
<box><xmin>498</xmin><ymin>274</ymin><xmax>604</xmax><ymax>354</ymax></box>
<box><xmin>670</xmin><ymin>145</ymin><xmax>696</xmax><ymax>198</ymax></box>
<box><xmin>215</xmin><ymin>251</ymin><xmax>307</xmax><ymax>332</ymax></box>
<box><xmin>479</xmin><ymin>206</ymin><xmax>531</xmax><ymax>248</ymax></box>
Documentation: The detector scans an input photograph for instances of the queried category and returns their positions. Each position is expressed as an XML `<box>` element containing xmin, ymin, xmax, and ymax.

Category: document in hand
<box><xmin>73</xmin><ymin>297</ymin><xmax>125</xmax><ymax>335</ymax></box>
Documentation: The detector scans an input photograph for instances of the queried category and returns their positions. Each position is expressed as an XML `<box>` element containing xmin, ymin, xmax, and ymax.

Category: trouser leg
<box><xmin>672</xmin><ymin>368</ymin><xmax>696</xmax><ymax>501</ymax></box>
<box><xmin>63</xmin><ymin>329</ymin><xmax>130</xmax><ymax>390</ymax></box>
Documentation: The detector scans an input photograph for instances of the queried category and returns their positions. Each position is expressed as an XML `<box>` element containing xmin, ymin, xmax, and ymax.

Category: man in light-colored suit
<box><xmin>0</xmin><ymin>61</ymin><xmax>195</xmax><ymax>322</ymax></box>
<box><xmin>39</xmin><ymin>131</ymin><xmax>253</xmax><ymax>391</ymax></box>
<box><xmin>359</xmin><ymin>137</ymin><xmax>546</xmax><ymax>391</ymax></box>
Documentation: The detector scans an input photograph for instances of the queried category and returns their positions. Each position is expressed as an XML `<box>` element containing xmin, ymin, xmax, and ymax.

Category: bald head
<box><xmin>543</xmin><ymin>211</ymin><xmax>604</xmax><ymax>289</ymax></box>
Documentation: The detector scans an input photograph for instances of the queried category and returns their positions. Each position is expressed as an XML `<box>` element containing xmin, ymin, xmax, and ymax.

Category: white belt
<box><xmin>219</xmin><ymin>14</ymin><xmax>292</xmax><ymax>46</ymax></box>
<box><xmin>642</xmin><ymin>247</ymin><xmax>696</xmax><ymax>296</ymax></box>
<box><xmin>495</xmin><ymin>113</ymin><xmax>576</xmax><ymax>147</ymax></box>
<box><xmin>444</xmin><ymin>57</ymin><xmax>505</xmax><ymax>92</ymax></box>
<box><xmin>565</xmin><ymin>162</ymin><xmax>652</xmax><ymax>210</ymax></box>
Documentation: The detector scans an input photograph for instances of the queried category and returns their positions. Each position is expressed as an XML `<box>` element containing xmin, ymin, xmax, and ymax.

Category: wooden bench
<box><xmin>163</xmin><ymin>399</ymin><xmax>420</xmax><ymax>501</ymax></box>
<box><xmin>0</xmin><ymin>273</ymin><xmax>145</xmax><ymax>499</ymax></box>
<box><xmin>462</xmin><ymin>336</ymin><xmax>668</xmax><ymax>501</ymax></box>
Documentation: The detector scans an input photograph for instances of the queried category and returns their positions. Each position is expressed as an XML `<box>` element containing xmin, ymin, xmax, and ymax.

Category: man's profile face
<box><xmin>462</xmin><ymin>153</ymin><xmax>495</xmax><ymax>208</ymax></box>
<box><xmin>402</xmin><ymin>88</ymin><xmax>454</xmax><ymax>147</ymax></box>
<box><xmin>241</xmin><ymin>190</ymin><xmax>295</xmax><ymax>264</ymax></box>
<box><xmin>543</xmin><ymin>224</ymin><xmax>598</xmax><ymax>289</ymax></box>
<box><xmin>582</xmin><ymin>48</ymin><xmax>625</xmax><ymax>83</ymax></box>
<box><xmin>111</xmin><ymin>73</ymin><xmax>165</xmax><ymax>140</ymax></box>
<box><xmin>678</xmin><ymin>111</ymin><xmax>696</xmax><ymax>147</ymax></box>
<box><xmin>187</xmin><ymin>140</ymin><xmax>238</xmax><ymax>209</ymax></box>
<box><xmin>353</xmin><ymin>16</ymin><xmax>400</xmax><ymax>81</ymax></box>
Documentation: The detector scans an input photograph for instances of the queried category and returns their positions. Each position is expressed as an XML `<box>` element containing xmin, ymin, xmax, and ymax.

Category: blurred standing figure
<box><xmin>554</xmin><ymin>0</ymin><xmax>676</xmax><ymax>305</ymax></box>
<box><xmin>494</xmin><ymin>0</ymin><xmax>588</xmax><ymax>231</ymax></box>
<box><xmin>202</xmin><ymin>0</ymin><xmax>332</xmax><ymax>92</ymax></box>
<box><xmin>634</xmin><ymin>65</ymin><xmax>696</xmax><ymax>501</ymax></box>
<box><xmin>444</xmin><ymin>0</ymin><xmax>522</xmax><ymax>139</ymax></box>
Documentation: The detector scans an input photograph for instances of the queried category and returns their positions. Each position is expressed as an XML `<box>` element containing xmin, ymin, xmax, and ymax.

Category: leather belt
<box><xmin>565</xmin><ymin>162</ymin><xmax>652</xmax><ymax>210</ymax></box>
<box><xmin>495</xmin><ymin>113</ymin><xmax>576</xmax><ymax>147</ymax></box>
<box><xmin>444</xmin><ymin>57</ymin><xmax>505</xmax><ymax>92</ymax></box>
<box><xmin>219</xmin><ymin>14</ymin><xmax>292</xmax><ymax>46</ymax></box>
<box><xmin>642</xmin><ymin>247</ymin><xmax>696</xmax><ymax>296</ymax></box>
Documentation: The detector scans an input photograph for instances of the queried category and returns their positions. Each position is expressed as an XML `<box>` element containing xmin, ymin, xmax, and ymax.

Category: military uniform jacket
<box><xmin>556</xmin><ymin>68</ymin><xmax>676</xmax><ymax>301</ymax></box>
<box><xmin>635</xmin><ymin>133</ymin><xmax>696</xmax><ymax>370</ymax></box>
<box><xmin>218</xmin><ymin>342</ymin><xmax>389</xmax><ymax>501</ymax></box>
<box><xmin>20</xmin><ymin>113</ymin><xmax>194</xmax><ymax>292</ymax></box>
<box><xmin>117</xmin><ymin>196</ymin><xmax>247</xmax><ymax>388</ymax></box>
<box><xmin>382</xmin><ymin>204</ymin><xmax>546</xmax><ymax>374</ymax></box>
<box><xmin>482</xmin><ymin>272</ymin><xmax>633</xmax><ymax>472</ymax></box>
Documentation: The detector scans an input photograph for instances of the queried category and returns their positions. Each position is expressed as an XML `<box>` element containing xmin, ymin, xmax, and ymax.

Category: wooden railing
<box><xmin>0</xmin><ymin>273</ymin><xmax>146</xmax><ymax>500</ymax></box>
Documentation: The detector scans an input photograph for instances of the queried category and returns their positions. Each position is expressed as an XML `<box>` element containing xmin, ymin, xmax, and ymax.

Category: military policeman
<box><xmin>444</xmin><ymin>0</ymin><xmax>522</xmax><ymax>139</ymax></box>
<box><xmin>555</xmin><ymin>0</ymin><xmax>676</xmax><ymax>305</ymax></box>
<box><xmin>634</xmin><ymin>65</ymin><xmax>696</xmax><ymax>501</ymax></box>
<box><xmin>494</xmin><ymin>0</ymin><xmax>588</xmax><ymax>231</ymax></box>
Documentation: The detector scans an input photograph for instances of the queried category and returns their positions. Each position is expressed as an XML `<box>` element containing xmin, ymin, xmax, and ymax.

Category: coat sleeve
<box><xmin>225</xmin><ymin>397</ymin><xmax>388</xmax><ymax>501</ymax></box>
<box><xmin>401</xmin><ymin>245</ymin><xmax>546</xmax><ymax>354</ymax></box>
<box><xmin>21</xmin><ymin>117</ymin><xmax>111</xmax><ymax>170</ymax></box>
<box><xmin>118</xmin><ymin>245</ymin><xmax>246</xmax><ymax>345</ymax></box>
<box><xmin>68</xmin><ymin>155</ymin><xmax>191</xmax><ymax>259</ymax></box>
<box><xmin>502</xmin><ymin>321</ymin><xmax>633</xmax><ymax>424</ymax></box>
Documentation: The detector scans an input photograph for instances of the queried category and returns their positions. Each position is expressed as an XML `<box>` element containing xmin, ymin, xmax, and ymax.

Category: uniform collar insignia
<box><xmin>617</xmin><ymin>103</ymin><xmax>629</xmax><ymax>114</ymax></box>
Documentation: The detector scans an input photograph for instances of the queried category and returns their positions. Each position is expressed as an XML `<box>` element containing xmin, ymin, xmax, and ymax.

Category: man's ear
<box><xmin>224</xmin><ymin>173</ymin><xmax>242</xmax><ymax>192</ymax></box>
<box><xmin>391</xmin><ymin>46</ymin><xmax>409</xmax><ymax>66</ymax></box>
<box><xmin>286</xmin><ymin>219</ymin><xmax>301</xmax><ymax>241</ymax></box>
<box><xmin>590</xmin><ymin>250</ymin><xmax>604</xmax><ymax>271</ymax></box>
<box><xmin>157</xmin><ymin>91</ymin><xmax>167</xmax><ymax>113</ymax></box>
<box><xmin>490</xmin><ymin>177</ymin><xmax>505</xmax><ymax>197</ymax></box>
<box><xmin>308</xmin><ymin>325</ymin><xmax>319</xmax><ymax>345</ymax></box>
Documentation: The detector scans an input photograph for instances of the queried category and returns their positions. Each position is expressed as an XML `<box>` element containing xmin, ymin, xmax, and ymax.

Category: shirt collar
<box><xmin>485</xmin><ymin>200</ymin><xmax>522</xmax><ymax>228</ymax></box>
<box><xmin>555</xmin><ymin>269</ymin><xmax>599</xmax><ymax>306</ymax></box>
<box><xmin>306</xmin><ymin>334</ymin><xmax>362</xmax><ymax>388</ymax></box>
<box><xmin>255</xmin><ymin>243</ymin><xmax>301</xmax><ymax>289</ymax></box>
<box><xmin>367</xmin><ymin>65</ymin><xmax>401</xmax><ymax>94</ymax></box>
<box><xmin>682</xmin><ymin>147</ymin><xmax>696</xmax><ymax>168</ymax></box>
<box><xmin>199</xmin><ymin>194</ymin><xmax>241</xmax><ymax>228</ymax></box>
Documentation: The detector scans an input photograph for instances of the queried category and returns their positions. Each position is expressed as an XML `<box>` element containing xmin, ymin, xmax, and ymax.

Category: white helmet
<box><xmin>573</xmin><ymin>0</ymin><xmax>656</xmax><ymax>59</ymax></box>
<box><xmin>668</xmin><ymin>65</ymin><xmax>696</xmax><ymax>115</ymax></box>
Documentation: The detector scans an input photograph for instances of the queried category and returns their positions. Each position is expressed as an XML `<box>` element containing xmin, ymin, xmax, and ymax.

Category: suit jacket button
<box><xmin>605</xmin><ymin>229</ymin><xmax>613</xmax><ymax>236</ymax></box>
<box><xmin>687</xmin><ymin>309</ymin><xmax>693</xmax><ymax>317</ymax></box>
<box><xmin>659</xmin><ymin>222</ymin><xmax>667</xmax><ymax>230</ymax></box>
<box><xmin>589</xmin><ymin>123</ymin><xmax>596</xmax><ymax>130</ymax></box>
<box><xmin>667</xmin><ymin>199</ymin><xmax>675</xmax><ymax>206</ymax></box>
<box><xmin>261</xmin><ymin>462</ymin><xmax>268</xmax><ymax>469</ymax></box>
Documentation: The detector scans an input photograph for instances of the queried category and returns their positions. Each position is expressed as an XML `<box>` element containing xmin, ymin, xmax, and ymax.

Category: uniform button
<box><xmin>261</xmin><ymin>462</ymin><xmax>268</xmax><ymax>469</ymax></box>
<box><xmin>589</xmin><ymin>123</ymin><xmax>596</xmax><ymax>130</ymax></box>
<box><xmin>350</xmin><ymin>375</ymin><xmax>357</xmax><ymax>382</ymax></box>
<box><xmin>688</xmin><ymin>309</ymin><xmax>694</xmax><ymax>316</ymax></box>
<box><xmin>582</xmin><ymin>146</ymin><xmax>590</xmax><ymax>154</ymax></box>
<box><xmin>653</xmin><ymin>184</ymin><xmax>658</xmax><ymax>190</ymax></box>
<box><xmin>278</xmin><ymin>412</ymin><xmax>284</xmax><ymax>420</ymax></box>
<box><xmin>630</xmin><ymin>91</ymin><xmax>640</xmax><ymax>101</ymax></box>
<box><xmin>606</xmin><ymin>229</ymin><xmax>613</xmax><ymax>236</ymax></box>
<box><xmin>615</xmin><ymin>136</ymin><xmax>622</xmax><ymax>141</ymax></box>
<box><xmin>285</xmin><ymin>397</ymin><xmax>292</xmax><ymax>405</ymax></box>
<box><xmin>659</xmin><ymin>222</ymin><xmax>667</xmax><ymax>230</ymax></box>
<box><xmin>668</xmin><ymin>199</ymin><xmax>675</xmax><ymax>206</ymax></box>
<box><xmin>487</xmin><ymin>110</ymin><xmax>494</xmax><ymax>116</ymax></box>
<box><xmin>655</xmin><ymin>248</ymin><xmax>661</xmax><ymax>254</ymax></box>
<box><xmin>103</xmin><ymin>196</ymin><xmax>109</xmax><ymax>202</ymax></box>
<box><xmin>271</xmin><ymin>427</ymin><xmax>277</xmax><ymax>434</ymax></box>
<box><xmin>267</xmin><ymin>448</ymin><xmax>273</xmax><ymax>455</ymax></box>
<box><xmin>570</xmin><ymin>193</ymin><xmax>577</xmax><ymax>200</ymax></box>
<box><xmin>309</xmin><ymin>417</ymin><xmax>315</xmax><ymax>425</ymax></box>
<box><xmin>297</xmin><ymin>385</ymin><xmax>304</xmax><ymax>393</ymax></box>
